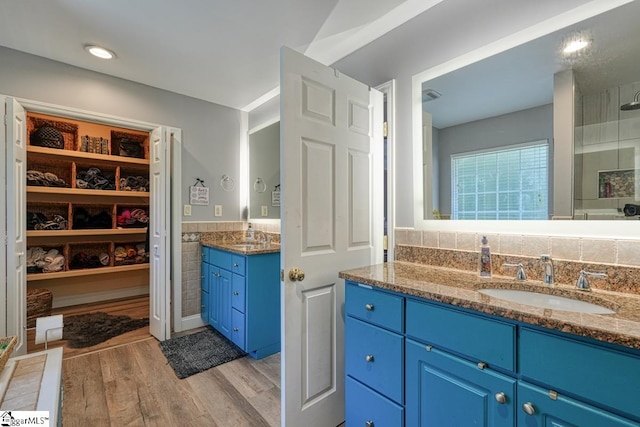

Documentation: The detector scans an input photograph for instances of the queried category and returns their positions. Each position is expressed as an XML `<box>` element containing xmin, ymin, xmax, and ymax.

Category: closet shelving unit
<box><xmin>25</xmin><ymin>112</ymin><xmax>151</xmax><ymax>292</ymax></box>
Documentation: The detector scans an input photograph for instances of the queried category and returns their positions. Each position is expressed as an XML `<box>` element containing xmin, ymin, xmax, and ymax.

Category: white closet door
<box><xmin>5</xmin><ymin>97</ymin><xmax>27</xmax><ymax>355</ymax></box>
<box><xmin>149</xmin><ymin>126</ymin><xmax>170</xmax><ymax>340</ymax></box>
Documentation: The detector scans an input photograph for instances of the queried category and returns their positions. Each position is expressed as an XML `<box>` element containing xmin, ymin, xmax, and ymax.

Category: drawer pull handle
<box><xmin>365</xmin><ymin>354</ymin><xmax>374</xmax><ymax>363</ymax></box>
<box><xmin>233</xmin><ymin>263</ymin><xmax>239</xmax><ymax>267</ymax></box>
<box><xmin>233</xmin><ymin>327</ymin><xmax>239</xmax><ymax>332</ymax></box>
<box><xmin>522</xmin><ymin>402</ymin><xmax>536</xmax><ymax>416</ymax></box>
<box><xmin>233</xmin><ymin>291</ymin><xmax>239</xmax><ymax>295</ymax></box>
<box><xmin>365</xmin><ymin>304</ymin><xmax>374</xmax><ymax>311</ymax></box>
<box><xmin>365</xmin><ymin>421</ymin><xmax>374</xmax><ymax>427</ymax></box>
<box><xmin>494</xmin><ymin>392</ymin><xmax>506</xmax><ymax>404</ymax></box>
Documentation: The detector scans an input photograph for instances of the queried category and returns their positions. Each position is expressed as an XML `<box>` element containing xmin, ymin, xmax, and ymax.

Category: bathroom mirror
<box><xmin>418</xmin><ymin>0</ymin><xmax>640</xmax><ymax>221</ymax></box>
<box><xmin>248</xmin><ymin>121</ymin><xmax>280</xmax><ymax>219</ymax></box>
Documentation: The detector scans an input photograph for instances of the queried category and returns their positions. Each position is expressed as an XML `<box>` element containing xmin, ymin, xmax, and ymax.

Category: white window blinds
<box><xmin>451</xmin><ymin>141</ymin><xmax>549</xmax><ymax>220</ymax></box>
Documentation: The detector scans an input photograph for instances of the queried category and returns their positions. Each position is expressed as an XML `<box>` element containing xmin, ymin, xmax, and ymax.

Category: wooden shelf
<box><xmin>27</xmin><ymin>263</ymin><xmax>150</xmax><ymax>282</ymax></box>
<box><xmin>27</xmin><ymin>186</ymin><xmax>149</xmax><ymax>198</ymax></box>
<box><xmin>27</xmin><ymin>228</ymin><xmax>147</xmax><ymax>238</ymax></box>
<box><xmin>27</xmin><ymin>145</ymin><xmax>149</xmax><ymax>167</ymax></box>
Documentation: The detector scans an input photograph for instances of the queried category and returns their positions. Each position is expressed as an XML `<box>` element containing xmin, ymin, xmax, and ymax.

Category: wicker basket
<box><xmin>28</xmin><ymin>116</ymin><xmax>78</xmax><ymax>151</ymax></box>
<box><xmin>111</xmin><ymin>130</ymin><xmax>148</xmax><ymax>159</ymax></box>
<box><xmin>0</xmin><ymin>336</ymin><xmax>18</xmax><ymax>371</ymax></box>
<box><xmin>26</xmin><ymin>158</ymin><xmax>72</xmax><ymax>188</ymax></box>
<box><xmin>69</xmin><ymin>242</ymin><xmax>113</xmax><ymax>269</ymax></box>
<box><xmin>27</xmin><ymin>288</ymin><xmax>53</xmax><ymax>328</ymax></box>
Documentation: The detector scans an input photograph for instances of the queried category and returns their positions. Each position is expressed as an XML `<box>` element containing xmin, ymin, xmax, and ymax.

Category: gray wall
<box><xmin>331</xmin><ymin>0</ymin><xmax>592</xmax><ymax>227</ymax></box>
<box><xmin>436</xmin><ymin>104</ymin><xmax>553</xmax><ymax>215</ymax></box>
<box><xmin>0</xmin><ymin>46</ymin><xmax>243</xmax><ymax>222</ymax></box>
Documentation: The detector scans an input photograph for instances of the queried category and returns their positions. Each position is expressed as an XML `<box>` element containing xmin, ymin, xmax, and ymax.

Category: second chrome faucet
<box><xmin>541</xmin><ymin>254</ymin><xmax>555</xmax><ymax>285</ymax></box>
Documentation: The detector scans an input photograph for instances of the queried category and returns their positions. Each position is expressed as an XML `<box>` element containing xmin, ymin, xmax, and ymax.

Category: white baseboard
<box><xmin>178</xmin><ymin>314</ymin><xmax>205</xmax><ymax>332</ymax></box>
<box><xmin>52</xmin><ymin>286</ymin><xmax>149</xmax><ymax>309</ymax></box>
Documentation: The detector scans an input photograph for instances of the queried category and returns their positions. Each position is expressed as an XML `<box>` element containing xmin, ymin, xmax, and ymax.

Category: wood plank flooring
<box><xmin>27</xmin><ymin>295</ymin><xmax>151</xmax><ymax>358</ymax></box>
<box><xmin>62</xmin><ymin>337</ymin><xmax>282</xmax><ymax>426</ymax></box>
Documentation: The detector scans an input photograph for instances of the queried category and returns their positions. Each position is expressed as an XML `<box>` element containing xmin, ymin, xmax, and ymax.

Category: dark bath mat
<box><xmin>159</xmin><ymin>327</ymin><xmax>246</xmax><ymax>379</ymax></box>
<box><xmin>63</xmin><ymin>311</ymin><xmax>149</xmax><ymax>348</ymax></box>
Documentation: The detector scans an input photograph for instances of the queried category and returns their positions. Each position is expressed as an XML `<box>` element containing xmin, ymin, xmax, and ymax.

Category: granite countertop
<box><xmin>339</xmin><ymin>261</ymin><xmax>640</xmax><ymax>350</ymax></box>
<box><xmin>201</xmin><ymin>239</ymin><xmax>280</xmax><ymax>255</ymax></box>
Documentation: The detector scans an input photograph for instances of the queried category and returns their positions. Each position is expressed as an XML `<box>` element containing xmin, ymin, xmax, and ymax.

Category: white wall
<box><xmin>0</xmin><ymin>46</ymin><xmax>244</xmax><ymax>222</ymax></box>
<box><xmin>331</xmin><ymin>0</ymin><xmax>593</xmax><ymax>226</ymax></box>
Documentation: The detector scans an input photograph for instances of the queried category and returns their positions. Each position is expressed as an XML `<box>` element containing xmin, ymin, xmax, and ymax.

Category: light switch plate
<box><xmin>183</xmin><ymin>204</ymin><xmax>192</xmax><ymax>216</ymax></box>
<box><xmin>261</xmin><ymin>205</ymin><xmax>268</xmax><ymax>216</ymax></box>
<box><xmin>214</xmin><ymin>205</ymin><xmax>223</xmax><ymax>217</ymax></box>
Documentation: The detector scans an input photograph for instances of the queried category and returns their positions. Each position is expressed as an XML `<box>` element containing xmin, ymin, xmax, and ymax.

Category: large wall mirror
<box><xmin>416</xmin><ymin>0</ymin><xmax>640</xmax><ymax>225</ymax></box>
<box><xmin>248</xmin><ymin>121</ymin><xmax>280</xmax><ymax>220</ymax></box>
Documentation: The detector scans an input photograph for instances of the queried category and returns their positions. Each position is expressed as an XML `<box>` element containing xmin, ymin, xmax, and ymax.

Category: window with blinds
<box><xmin>451</xmin><ymin>141</ymin><xmax>549</xmax><ymax>220</ymax></box>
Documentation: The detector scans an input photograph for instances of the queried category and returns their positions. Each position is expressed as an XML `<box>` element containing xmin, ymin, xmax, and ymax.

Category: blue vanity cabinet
<box><xmin>201</xmin><ymin>246</ymin><xmax>280</xmax><ymax>359</ymax></box>
<box><xmin>200</xmin><ymin>258</ymin><xmax>210</xmax><ymax>323</ymax></box>
<box><xmin>405</xmin><ymin>338</ymin><xmax>516</xmax><ymax>427</ymax></box>
<box><xmin>345</xmin><ymin>282</ymin><xmax>405</xmax><ymax>427</ymax></box>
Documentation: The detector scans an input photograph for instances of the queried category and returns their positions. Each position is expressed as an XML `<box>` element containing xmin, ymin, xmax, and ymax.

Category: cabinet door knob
<box><xmin>233</xmin><ymin>327</ymin><xmax>239</xmax><ymax>332</ymax></box>
<box><xmin>494</xmin><ymin>392</ymin><xmax>506</xmax><ymax>404</ymax></box>
<box><xmin>201</xmin><ymin>275</ymin><xmax>205</xmax><ymax>280</ymax></box>
<box><xmin>365</xmin><ymin>421</ymin><xmax>374</xmax><ymax>427</ymax></box>
<box><xmin>365</xmin><ymin>304</ymin><xmax>374</xmax><ymax>311</ymax></box>
<box><xmin>365</xmin><ymin>354</ymin><xmax>374</xmax><ymax>362</ymax></box>
<box><xmin>233</xmin><ymin>263</ymin><xmax>239</xmax><ymax>267</ymax></box>
<box><xmin>522</xmin><ymin>402</ymin><xmax>536</xmax><ymax>416</ymax></box>
<box><xmin>233</xmin><ymin>291</ymin><xmax>239</xmax><ymax>295</ymax></box>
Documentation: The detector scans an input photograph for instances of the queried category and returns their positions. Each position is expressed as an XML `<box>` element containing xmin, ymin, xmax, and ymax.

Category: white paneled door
<box><xmin>280</xmin><ymin>47</ymin><xmax>383</xmax><ymax>427</ymax></box>
<box><xmin>4</xmin><ymin>97</ymin><xmax>27</xmax><ymax>356</ymax></box>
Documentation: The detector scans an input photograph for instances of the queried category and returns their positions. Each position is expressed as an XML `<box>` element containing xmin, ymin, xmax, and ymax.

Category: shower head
<box><xmin>621</xmin><ymin>90</ymin><xmax>640</xmax><ymax>111</ymax></box>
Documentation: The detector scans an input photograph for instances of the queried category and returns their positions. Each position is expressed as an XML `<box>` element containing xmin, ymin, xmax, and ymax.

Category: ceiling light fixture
<box><xmin>563</xmin><ymin>39</ymin><xmax>589</xmax><ymax>54</ymax></box>
<box><xmin>84</xmin><ymin>45</ymin><xmax>116</xmax><ymax>59</ymax></box>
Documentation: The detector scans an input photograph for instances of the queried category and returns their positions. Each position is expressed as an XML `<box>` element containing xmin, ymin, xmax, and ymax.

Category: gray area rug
<box><xmin>63</xmin><ymin>311</ymin><xmax>149</xmax><ymax>348</ymax></box>
<box><xmin>159</xmin><ymin>327</ymin><xmax>246</xmax><ymax>379</ymax></box>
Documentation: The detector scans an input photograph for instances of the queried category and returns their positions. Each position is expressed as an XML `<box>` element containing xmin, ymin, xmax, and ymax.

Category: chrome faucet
<box><xmin>503</xmin><ymin>263</ymin><xmax>527</xmax><ymax>281</ymax></box>
<box><xmin>541</xmin><ymin>254</ymin><xmax>555</xmax><ymax>285</ymax></box>
<box><xmin>576</xmin><ymin>270</ymin><xmax>607</xmax><ymax>291</ymax></box>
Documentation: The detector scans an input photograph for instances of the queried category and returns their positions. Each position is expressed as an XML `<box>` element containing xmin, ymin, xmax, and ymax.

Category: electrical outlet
<box><xmin>183</xmin><ymin>204</ymin><xmax>192</xmax><ymax>216</ymax></box>
<box><xmin>214</xmin><ymin>205</ymin><xmax>222</xmax><ymax>217</ymax></box>
<box><xmin>261</xmin><ymin>205</ymin><xmax>268</xmax><ymax>216</ymax></box>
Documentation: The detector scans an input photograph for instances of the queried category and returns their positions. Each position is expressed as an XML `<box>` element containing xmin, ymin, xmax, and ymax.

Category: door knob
<box><xmin>289</xmin><ymin>268</ymin><xmax>305</xmax><ymax>282</ymax></box>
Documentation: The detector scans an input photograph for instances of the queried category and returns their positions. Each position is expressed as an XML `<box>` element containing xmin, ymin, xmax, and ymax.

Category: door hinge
<box><xmin>280</xmin><ymin>269</ymin><xmax>284</xmax><ymax>281</ymax></box>
<box><xmin>383</xmin><ymin>121</ymin><xmax>388</xmax><ymax>138</ymax></box>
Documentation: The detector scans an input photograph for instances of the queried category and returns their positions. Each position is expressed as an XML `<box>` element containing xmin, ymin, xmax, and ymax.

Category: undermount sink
<box><xmin>478</xmin><ymin>288</ymin><xmax>616</xmax><ymax>314</ymax></box>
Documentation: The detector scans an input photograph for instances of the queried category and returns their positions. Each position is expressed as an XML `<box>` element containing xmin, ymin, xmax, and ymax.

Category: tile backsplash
<box><xmin>395</xmin><ymin>228</ymin><xmax>640</xmax><ymax>296</ymax></box>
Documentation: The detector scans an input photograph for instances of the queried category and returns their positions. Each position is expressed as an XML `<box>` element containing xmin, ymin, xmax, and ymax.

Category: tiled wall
<box><xmin>395</xmin><ymin>228</ymin><xmax>640</xmax><ymax>295</ymax></box>
<box><xmin>180</xmin><ymin>221</ymin><xmax>281</xmax><ymax>317</ymax></box>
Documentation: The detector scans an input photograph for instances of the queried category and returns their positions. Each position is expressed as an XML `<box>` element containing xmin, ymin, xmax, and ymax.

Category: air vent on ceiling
<box><xmin>422</xmin><ymin>89</ymin><xmax>441</xmax><ymax>102</ymax></box>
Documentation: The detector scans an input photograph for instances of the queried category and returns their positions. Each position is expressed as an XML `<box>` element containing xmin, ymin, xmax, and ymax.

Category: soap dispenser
<box><xmin>479</xmin><ymin>235</ymin><xmax>492</xmax><ymax>278</ymax></box>
<box><xmin>245</xmin><ymin>223</ymin><xmax>255</xmax><ymax>243</ymax></box>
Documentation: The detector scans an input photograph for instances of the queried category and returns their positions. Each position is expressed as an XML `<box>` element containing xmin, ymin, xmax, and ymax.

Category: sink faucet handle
<box><xmin>503</xmin><ymin>263</ymin><xmax>527</xmax><ymax>281</ymax></box>
<box><xmin>576</xmin><ymin>270</ymin><xmax>607</xmax><ymax>291</ymax></box>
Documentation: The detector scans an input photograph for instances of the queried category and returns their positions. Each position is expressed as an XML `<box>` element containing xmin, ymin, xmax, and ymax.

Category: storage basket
<box><xmin>114</xmin><ymin>241</ymin><xmax>148</xmax><ymax>266</ymax></box>
<box><xmin>27</xmin><ymin>245</ymin><xmax>65</xmax><ymax>274</ymax></box>
<box><xmin>26</xmin><ymin>158</ymin><xmax>72</xmax><ymax>188</ymax></box>
<box><xmin>27</xmin><ymin>202</ymin><xmax>70</xmax><ymax>231</ymax></box>
<box><xmin>118</xmin><ymin>166</ymin><xmax>150</xmax><ymax>192</ymax></box>
<box><xmin>69</xmin><ymin>242</ymin><xmax>112</xmax><ymax>269</ymax></box>
<box><xmin>111</xmin><ymin>130</ymin><xmax>147</xmax><ymax>159</ymax></box>
<box><xmin>26</xmin><ymin>289</ymin><xmax>53</xmax><ymax>328</ymax></box>
<box><xmin>28</xmin><ymin>116</ymin><xmax>77</xmax><ymax>151</ymax></box>
<box><xmin>0</xmin><ymin>336</ymin><xmax>18</xmax><ymax>371</ymax></box>
<box><xmin>116</xmin><ymin>206</ymin><xmax>149</xmax><ymax>228</ymax></box>
<box><xmin>75</xmin><ymin>165</ymin><xmax>116</xmax><ymax>191</ymax></box>
<box><xmin>72</xmin><ymin>204</ymin><xmax>115</xmax><ymax>230</ymax></box>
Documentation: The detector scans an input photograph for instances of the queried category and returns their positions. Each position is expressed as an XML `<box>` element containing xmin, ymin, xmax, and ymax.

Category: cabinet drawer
<box><xmin>345</xmin><ymin>282</ymin><xmax>403</xmax><ymax>333</ymax></box>
<box><xmin>231</xmin><ymin>255</ymin><xmax>245</xmax><ymax>276</ymax></box>
<box><xmin>231</xmin><ymin>308</ymin><xmax>246</xmax><ymax>350</ymax></box>
<box><xmin>346</xmin><ymin>376</ymin><xmax>404</xmax><ymax>427</ymax></box>
<box><xmin>232</xmin><ymin>274</ymin><xmax>246</xmax><ymax>313</ymax></box>
<box><xmin>406</xmin><ymin>299</ymin><xmax>515</xmax><ymax>371</ymax></box>
<box><xmin>346</xmin><ymin>317</ymin><xmax>403</xmax><ymax>404</ymax></box>
<box><xmin>520</xmin><ymin>328</ymin><xmax>640</xmax><ymax>420</ymax></box>
<box><xmin>209</xmin><ymin>247</ymin><xmax>232</xmax><ymax>270</ymax></box>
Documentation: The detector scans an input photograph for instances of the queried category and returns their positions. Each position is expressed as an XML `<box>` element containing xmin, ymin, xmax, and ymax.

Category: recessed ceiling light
<box><xmin>563</xmin><ymin>39</ymin><xmax>589</xmax><ymax>54</ymax></box>
<box><xmin>84</xmin><ymin>45</ymin><xmax>116</xmax><ymax>59</ymax></box>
